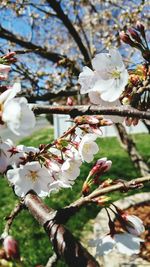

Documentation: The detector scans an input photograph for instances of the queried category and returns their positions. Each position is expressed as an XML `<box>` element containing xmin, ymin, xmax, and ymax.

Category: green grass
<box><xmin>0</xmin><ymin>127</ymin><xmax>149</xmax><ymax>266</ymax></box>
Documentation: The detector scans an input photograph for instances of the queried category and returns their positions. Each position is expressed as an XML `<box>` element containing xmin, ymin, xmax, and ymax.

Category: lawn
<box><xmin>0</xmin><ymin>126</ymin><xmax>149</xmax><ymax>267</ymax></box>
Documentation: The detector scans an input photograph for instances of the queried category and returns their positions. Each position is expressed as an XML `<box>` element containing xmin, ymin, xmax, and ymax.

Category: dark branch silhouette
<box><xmin>47</xmin><ymin>0</ymin><xmax>92</xmax><ymax>67</ymax></box>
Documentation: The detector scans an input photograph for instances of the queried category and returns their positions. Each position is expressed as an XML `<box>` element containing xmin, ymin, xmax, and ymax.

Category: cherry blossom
<box><xmin>121</xmin><ymin>214</ymin><xmax>145</xmax><ymax>236</ymax></box>
<box><xmin>0</xmin><ymin>64</ymin><xmax>11</xmax><ymax>80</ymax></box>
<box><xmin>78</xmin><ymin>48</ymin><xmax>128</xmax><ymax>102</ymax></box>
<box><xmin>78</xmin><ymin>133</ymin><xmax>99</xmax><ymax>163</ymax></box>
<box><xmin>0</xmin><ymin>82</ymin><xmax>36</xmax><ymax>135</ymax></box>
<box><xmin>59</xmin><ymin>158</ymin><xmax>82</xmax><ymax>185</ymax></box>
<box><xmin>2</xmin><ymin>97</ymin><xmax>35</xmax><ymax>136</ymax></box>
<box><xmin>6</xmin><ymin>161</ymin><xmax>54</xmax><ymax>198</ymax></box>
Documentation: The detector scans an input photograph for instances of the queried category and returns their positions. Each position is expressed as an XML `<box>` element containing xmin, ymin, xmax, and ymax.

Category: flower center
<box><xmin>28</xmin><ymin>170</ymin><xmax>39</xmax><ymax>182</ymax></box>
<box><xmin>111</xmin><ymin>70</ymin><xmax>121</xmax><ymax>79</ymax></box>
<box><xmin>84</xmin><ymin>143</ymin><xmax>91</xmax><ymax>153</ymax></box>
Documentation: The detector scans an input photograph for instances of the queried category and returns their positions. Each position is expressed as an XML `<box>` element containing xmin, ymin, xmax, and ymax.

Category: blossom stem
<box><xmin>62</xmin><ymin>175</ymin><xmax>150</xmax><ymax>222</ymax></box>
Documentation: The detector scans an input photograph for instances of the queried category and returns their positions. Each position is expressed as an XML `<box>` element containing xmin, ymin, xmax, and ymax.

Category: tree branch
<box><xmin>24</xmin><ymin>193</ymin><xmax>100</xmax><ymax>267</ymax></box>
<box><xmin>24</xmin><ymin>89</ymin><xmax>78</xmax><ymax>103</ymax></box>
<box><xmin>0</xmin><ymin>26</ymin><xmax>68</xmax><ymax>63</ymax></box>
<box><xmin>47</xmin><ymin>0</ymin><xmax>91</xmax><ymax>67</ymax></box>
<box><xmin>51</xmin><ymin>175</ymin><xmax>150</xmax><ymax>225</ymax></box>
<box><xmin>23</xmin><ymin>175</ymin><xmax>149</xmax><ymax>265</ymax></box>
<box><xmin>32</xmin><ymin>104</ymin><xmax>150</xmax><ymax>120</ymax></box>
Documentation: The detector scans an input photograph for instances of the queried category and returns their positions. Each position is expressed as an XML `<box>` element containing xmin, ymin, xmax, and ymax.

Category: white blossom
<box><xmin>0</xmin><ymin>82</ymin><xmax>36</xmax><ymax>136</ymax></box>
<box><xmin>6</xmin><ymin>161</ymin><xmax>54</xmax><ymax>198</ymax></box>
<box><xmin>0</xmin><ymin>82</ymin><xmax>21</xmax><ymax>106</ymax></box>
<box><xmin>0</xmin><ymin>64</ymin><xmax>11</xmax><ymax>80</ymax></box>
<box><xmin>2</xmin><ymin>97</ymin><xmax>36</xmax><ymax>136</ymax></box>
<box><xmin>122</xmin><ymin>214</ymin><xmax>145</xmax><ymax>236</ymax></box>
<box><xmin>78</xmin><ymin>133</ymin><xmax>99</xmax><ymax>163</ymax></box>
<box><xmin>59</xmin><ymin>158</ymin><xmax>82</xmax><ymax>184</ymax></box>
<box><xmin>78</xmin><ymin>48</ymin><xmax>128</xmax><ymax>102</ymax></box>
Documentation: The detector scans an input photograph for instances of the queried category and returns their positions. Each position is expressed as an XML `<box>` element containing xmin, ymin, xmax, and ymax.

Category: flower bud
<box><xmin>3</xmin><ymin>236</ymin><xmax>20</xmax><ymax>260</ymax></box>
<box><xmin>89</xmin><ymin>158</ymin><xmax>112</xmax><ymax>178</ymax></box>
<box><xmin>67</xmin><ymin>97</ymin><xmax>73</xmax><ymax>106</ymax></box>
<box><xmin>119</xmin><ymin>31</ymin><xmax>143</xmax><ymax>50</ymax></box>
<box><xmin>136</xmin><ymin>21</ymin><xmax>145</xmax><ymax>38</ymax></box>
<box><xmin>82</xmin><ymin>181</ymin><xmax>90</xmax><ymax>196</ymax></box>
<box><xmin>119</xmin><ymin>32</ymin><xmax>134</xmax><ymax>45</ymax></box>
<box><xmin>128</xmin><ymin>28</ymin><xmax>142</xmax><ymax>44</ymax></box>
<box><xmin>0</xmin><ymin>64</ymin><xmax>11</xmax><ymax>81</ymax></box>
<box><xmin>3</xmin><ymin>52</ymin><xmax>16</xmax><ymax>60</ymax></box>
<box><xmin>120</xmin><ymin>214</ymin><xmax>145</xmax><ymax>236</ymax></box>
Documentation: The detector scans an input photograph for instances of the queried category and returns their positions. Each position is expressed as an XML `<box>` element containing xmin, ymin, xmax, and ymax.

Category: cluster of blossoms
<box><xmin>78</xmin><ymin>22</ymin><xmax>149</xmax><ymax>125</ymax></box>
<box><xmin>0</xmin><ymin>30</ymin><xmax>147</xmax><ymax>260</ymax></box>
<box><xmin>0</xmin><ymin>115</ymin><xmax>112</xmax><ymax>198</ymax></box>
<box><xmin>89</xmin><ymin>205</ymin><xmax>145</xmax><ymax>257</ymax></box>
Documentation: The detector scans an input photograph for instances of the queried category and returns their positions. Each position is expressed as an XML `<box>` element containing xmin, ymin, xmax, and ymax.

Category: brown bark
<box><xmin>24</xmin><ymin>193</ymin><xmax>100</xmax><ymax>267</ymax></box>
<box><xmin>32</xmin><ymin>104</ymin><xmax>150</xmax><ymax>120</ymax></box>
<box><xmin>115</xmin><ymin>123</ymin><xmax>149</xmax><ymax>176</ymax></box>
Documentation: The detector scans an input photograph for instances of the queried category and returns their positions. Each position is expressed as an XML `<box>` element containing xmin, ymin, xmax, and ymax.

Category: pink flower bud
<box><xmin>3</xmin><ymin>236</ymin><xmax>20</xmax><ymax>260</ymax></box>
<box><xmin>136</xmin><ymin>21</ymin><xmax>145</xmax><ymax>38</ymax></box>
<box><xmin>0</xmin><ymin>64</ymin><xmax>11</xmax><ymax>80</ymax></box>
<box><xmin>3</xmin><ymin>52</ymin><xmax>16</xmax><ymax>60</ymax></box>
<box><xmin>67</xmin><ymin>97</ymin><xmax>73</xmax><ymax>106</ymax></box>
<box><xmin>119</xmin><ymin>32</ymin><xmax>134</xmax><ymax>45</ymax></box>
<box><xmin>121</xmin><ymin>214</ymin><xmax>145</xmax><ymax>236</ymax></box>
<box><xmin>89</xmin><ymin>158</ymin><xmax>112</xmax><ymax>178</ymax></box>
<box><xmin>128</xmin><ymin>28</ymin><xmax>142</xmax><ymax>44</ymax></box>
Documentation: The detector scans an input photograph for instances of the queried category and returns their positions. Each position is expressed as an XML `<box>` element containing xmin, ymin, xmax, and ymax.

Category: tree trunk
<box><xmin>115</xmin><ymin>123</ymin><xmax>149</xmax><ymax>176</ymax></box>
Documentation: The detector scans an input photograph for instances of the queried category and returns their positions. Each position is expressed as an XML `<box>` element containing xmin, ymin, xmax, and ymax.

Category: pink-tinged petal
<box><xmin>78</xmin><ymin>66</ymin><xmax>95</xmax><ymax>94</ymax></box>
<box><xmin>124</xmin><ymin>215</ymin><xmax>145</xmax><ymax>236</ymax></box>
<box><xmin>88</xmin><ymin>91</ymin><xmax>102</xmax><ymax>105</ymax></box>
<box><xmin>92</xmin><ymin>53</ymin><xmax>112</xmax><ymax>74</ymax></box>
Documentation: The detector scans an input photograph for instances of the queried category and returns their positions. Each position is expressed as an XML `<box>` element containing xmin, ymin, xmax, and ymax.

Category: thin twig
<box><xmin>1</xmin><ymin>201</ymin><xmax>24</xmax><ymax>238</ymax></box>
